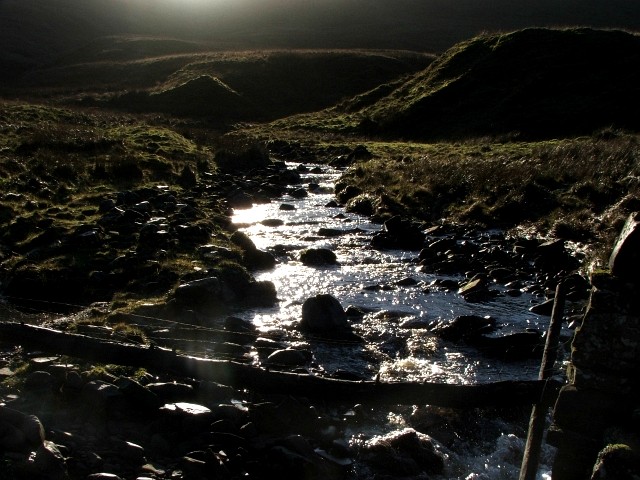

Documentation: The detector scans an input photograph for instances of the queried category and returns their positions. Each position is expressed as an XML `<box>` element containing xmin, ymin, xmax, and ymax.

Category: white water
<box><xmin>232</xmin><ymin>163</ymin><xmax>557</xmax><ymax>479</ymax></box>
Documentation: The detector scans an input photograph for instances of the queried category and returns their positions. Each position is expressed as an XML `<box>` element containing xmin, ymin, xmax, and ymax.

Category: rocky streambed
<box><xmin>0</xmin><ymin>150</ymin><xmax>590</xmax><ymax>479</ymax></box>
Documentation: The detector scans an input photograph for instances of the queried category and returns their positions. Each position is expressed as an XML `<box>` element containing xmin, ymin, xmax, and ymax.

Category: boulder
<box><xmin>335</xmin><ymin>185</ymin><xmax>362</xmax><ymax>204</ymax></box>
<box><xmin>345</xmin><ymin>194</ymin><xmax>375</xmax><ymax>216</ymax></box>
<box><xmin>0</xmin><ymin>406</ymin><xmax>45</xmax><ymax>452</ymax></box>
<box><xmin>609</xmin><ymin>212</ymin><xmax>640</xmax><ymax>280</ymax></box>
<box><xmin>172</xmin><ymin>276</ymin><xmax>234</xmax><ymax>307</ymax></box>
<box><xmin>230</xmin><ymin>231</ymin><xmax>276</xmax><ymax>270</ymax></box>
<box><xmin>430</xmin><ymin>315</ymin><xmax>497</xmax><ymax>342</ymax></box>
<box><xmin>468</xmin><ymin>331</ymin><xmax>544</xmax><ymax>360</ymax></box>
<box><xmin>263</xmin><ymin>348</ymin><xmax>312</xmax><ymax>369</ymax></box>
<box><xmin>300</xmin><ymin>294</ymin><xmax>356</xmax><ymax>339</ymax></box>
<box><xmin>178</xmin><ymin>165</ymin><xmax>197</xmax><ymax>188</ymax></box>
<box><xmin>591</xmin><ymin>443</ymin><xmax>640</xmax><ymax>480</ymax></box>
<box><xmin>529</xmin><ymin>298</ymin><xmax>555</xmax><ymax>316</ymax></box>
<box><xmin>360</xmin><ymin>428</ymin><xmax>445</xmax><ymax>476</ymax></box>
<box><xmin>146</xmin><ymin>382</ymin><xmax>195</xmax><ymax>401</ymax></box>
<box><xmin>30</xmin><ymin>441</ymin><xmax>67</xmax><ymax>480</ymax></box>
<box><xmin>300</xmin><ymin>248</ymin><xmax>338</xmax><ymax>266</ymax></box>
<box><xmin>371</xmin><ymin>216</ymin><xmax>425</xmax><ymax>250</ymax></box>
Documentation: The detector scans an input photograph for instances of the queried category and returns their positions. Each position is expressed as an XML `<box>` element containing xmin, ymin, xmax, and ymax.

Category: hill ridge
<box><xmin>283</xmin><ymin>27</ymin><xmax>640</xmax><ymax>140</ymax></box>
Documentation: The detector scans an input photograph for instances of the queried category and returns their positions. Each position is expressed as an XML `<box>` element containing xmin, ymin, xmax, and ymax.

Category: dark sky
<box><xmin>119</xmin><ymin>0</ymin><xmax>640</xmax><ymax>51</ymax></box>
<box><xmin>1</xmin><ymin>0</ymin><xmax>639</xmax><ymax>66</ymax></box>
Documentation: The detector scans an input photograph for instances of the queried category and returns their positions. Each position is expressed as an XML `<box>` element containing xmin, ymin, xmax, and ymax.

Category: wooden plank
<box><xmin>0</xmin><ymin>321</ymin><xmax>559</xmax><ymax>408</ymax></box>
<box><xmin>519</xmin><ymin>282</ymin><xmax>566</xmax><ymax>480</ymax></box>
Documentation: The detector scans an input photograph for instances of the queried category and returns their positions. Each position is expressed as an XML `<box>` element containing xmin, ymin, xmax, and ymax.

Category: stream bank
<box><xmin>0</xmin><ymin>152</ymin><xmax>591</xmax><ymax>479</ymax></box>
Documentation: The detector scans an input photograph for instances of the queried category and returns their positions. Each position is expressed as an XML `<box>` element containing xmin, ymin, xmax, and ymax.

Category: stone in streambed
<box><xmin>360</xmin><ymin>428</ymin><xmax>445</xmax><ymax>476</ymax></box>
<box><xmin>430</xmin><ymin>315</ymin><xmax>497</xmax><ymax>342</ymax></box>
<box><xmin>300</xmin><ymin>248</ymin><xmax>338</xmax><ymax>266</ymax></box>
<box><xmin>300</xmin><ymin>294</ymin><xmax>360</xmax><ymax>341</ymax></box>
<box><xmin>263</xmin><ymin>348</ymin><xmax>312</xmax><ymax>369</ymax></box>
<box><xmin>230</xmin><ymin>230</ymin><xmax>276</xmax><ymax>270</ymax></box>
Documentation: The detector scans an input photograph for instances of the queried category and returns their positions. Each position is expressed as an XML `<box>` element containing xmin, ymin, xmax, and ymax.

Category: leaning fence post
<box><xmin>519</xmin><ymin>281</ymin><xmax>566</xmax><ymax>480</ymax></box>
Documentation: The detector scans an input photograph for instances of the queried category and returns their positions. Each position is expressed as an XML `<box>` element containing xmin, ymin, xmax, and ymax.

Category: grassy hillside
<box><xmin>7</xmin><ymin>42</ymin><xmax>433</xmax><ymax>125</ymax></box>
<box><xmin>272</xmin><ymin>28</ymin><xmax>640</xmax><ymax>140</ymax></box>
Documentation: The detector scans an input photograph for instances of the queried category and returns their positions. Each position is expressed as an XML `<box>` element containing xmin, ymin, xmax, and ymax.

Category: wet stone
<box><xmin>299</xmin><ymin>248</ymin><xmax>337</xmax><ymax>266</ymax></box>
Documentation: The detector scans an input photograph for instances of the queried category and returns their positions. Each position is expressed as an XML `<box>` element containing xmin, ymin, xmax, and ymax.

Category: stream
<box><xmin>232</xmin><ymin>162</ymin><xmax>559</xmax><ymax>479</ymax></box>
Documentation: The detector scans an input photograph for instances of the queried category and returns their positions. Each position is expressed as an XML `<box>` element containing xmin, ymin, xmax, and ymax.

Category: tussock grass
<box><xmin>339</xmin><ymin>132</ymin><xmax>640</xmax><ymax>260</ymax></box>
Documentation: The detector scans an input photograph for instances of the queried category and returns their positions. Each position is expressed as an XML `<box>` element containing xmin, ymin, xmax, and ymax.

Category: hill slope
<box><xmin>277</xmin><ymin>28</ymin><xmax>640</xmax><ymax>140</ymax></box>
<box><xmin>9</xmin><ymin>43</ymin><xmax>433</xmax><ymax>123</ymax></box>
<box><xmin>2</xmin><ymin>0</ymin><xmax>639</xmax><ymax>76</ymax></box>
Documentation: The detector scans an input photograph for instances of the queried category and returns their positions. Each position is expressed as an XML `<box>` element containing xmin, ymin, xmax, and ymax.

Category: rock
<box><xmin>244</xmin><ymin>280</ymin><xmax>278</xmax><ymax>306</ymax></box>
<box><xmin>81</xmin><ymin>380</ymin><xmax>122</xmax><ymax>411</ymax></box>
<box><xmin>87</xmin><ymin>473</ymin><xmax>124</xmax><ymax>480</ymax></box>
<box><xmin>159</xmin><ymin>402</ymin><xmax>214</xmax><ymax>438</ymax></box>
<box><xmin>300</xmin><ymin>294</ymin><xmax>353</xmax><ymax>338</ymax></box>
<box><xmin>345</xmin><ymin>194</ymin><xmax>375</xmax><ymax>216</ymax></box>
<box><xmin>289</xmin><ymin>187</ymin><xmax>308</xmax><ymax>198</ymax></box>
<box><xmin>244</xmin><ymin>248</ymin><xmax>277</xmax><ymax>270</ymax></box>
<box><xmin>178</xmin><ymin>165</ymin><xmax>197</xmax><ymax>188</ymax></box>
<box><xmin>335</xmin><ymin>185</ymin><xmax>362</xmax><ymax>204</ymax></box>
<box><xmin>299</xmin><ymin>248</ymin><xmax>338</xmax><ymax>266</ymax></box>
<box><xmin>0</xmin><ymin>406</ymin><xmax>45</xmax><ymax>452</ymax></box>
<box><xmin>468</xmin><ymin>331</ymin><xmax>544</xmax><ymax>360</ymax></box>
<box><xmin>30</xmin><ymin>441</ymin><xmax>67</xmax><ymax>480</ymax></box>
<box><xmin>115</xmin><ymin>376</ymin><xmax>161</xmax><ymax>410</ymax></box>
<box><xmin>279</xmin><ymin>203</ymin><xmax>296</xmax><ymax>211</ymax></box>
<box><xmin>263</xmin><ymin>348</ymin><xmax>312</xmax><ymax>368</ymax></box>
<box><xmin>230</xmin><ymin>231</ymin><xmax>276</xmax><ymax>270</ymax></box>
<box><xmin>226</xmin><ymin>190</ymin><xmax>253</xmax><ymax>209</ymax></box>
<box><xmin>317</xmin><ymin>227</ymin><xmax>356</xmax><ymax>237</ymax></box>
<box><xmin>457</xmin><ymin>277</ymin><xmax>497</xmax><ymax>301</ymax></box>
<box><xmin>112</xmin><ymin>439</ymin><xmax>146</xmax><ymax>464</ymax></box>
<box><xmin>609</xmin><ymin>212</ymin><xmax>640</xmax><ymax>280</ymax></box>
<box><xmin>261</xmin><ymin>218</ymin><xmax>284</xmax><ymax>227</ymax></box>
<box><xmin>360</xmin><ymin>428</ymin><xmax>445</xmax><ymax>476</ymax></box>
<box><xmin>224</xmin><ymin>316</ymin><xmax>256</xmax><ymax>333</ymax></box>
<box><xmin>379</xmin><ymin>216</ymin><xmax>426</xmax><ymax>250</ymax></box>
<box><xmin>591</xmin><ymin>443</ymin><xmax>640</xmax><ymax>480</ymax></box>
<box><xmin>347</xmin><ymin>144</ymin><xmax>372</xmax><ymax>161</ymax></box>
<box><xmin>529</xmin><ymin>297</ymin><xmax>556</xmax><ymax>315</ymax></box>
<box><xmin>172</xmin><ymin>276</ymin><xmax>233</xmax><ymax>308</ymax></box>
<box><xmin>263</xmin><ymin>434</ymin><xmax>345</xmax><ymax>480</ymax></box>
<box><xmin>250</xmin><ymin>400</ymin><xmax>318</xmax><ymax>436</ymax></box>
<box><xmin>534</xmin><ymin>238</ymin><xmax>577</xmax><ymax>273</ymax></box>
<box><xmin>430</xmin><ymin>315</ymin><xmax>497</xmax><ymax>342</ymax></box>
<box><xmin>24</xmin><ymin>370</ymin><xmax>56</xmax><ymax>392</ymax></box>
<box><xmin>147</xmin><ymin>382</ymin><xmax>194</xmax><ymax>401</ymax></box>
<box><xmin>230</xmin><ymin>231</ymin><xmax>256</xmax><ymax>251</ymax></box>
<box><xmin>197</xmin><ymin>381</ymin><xmax>235</xmax><ymax>404</ymax></box>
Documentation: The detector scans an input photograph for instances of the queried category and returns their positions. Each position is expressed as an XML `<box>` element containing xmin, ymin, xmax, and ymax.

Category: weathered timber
<box><xmin>0</xmin><ymin>321</ymin><xmax>559</xmax><ymax>407</ymax></box>
<box><xmin>520</xmin><ymin>282</ymin><xmax>566</xmax><ymax>480</ymax></box>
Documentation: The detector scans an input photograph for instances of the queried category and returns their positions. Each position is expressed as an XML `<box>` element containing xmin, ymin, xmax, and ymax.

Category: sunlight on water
<box><xmin>233</xmin><ymin>163</ymin><xmax>548</xmax><ymax>385</ymax></box>
<box><xmin>230</xmin><ymin>163</ymin><xmax>563</xmax><ymax>480</ymax></box>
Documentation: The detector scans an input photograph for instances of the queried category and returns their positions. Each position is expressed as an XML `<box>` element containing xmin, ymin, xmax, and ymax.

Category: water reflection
<box><xmin>233</xmin><ymin>163</ymin><xmax>547</xmax><ymax>385</ymax></box>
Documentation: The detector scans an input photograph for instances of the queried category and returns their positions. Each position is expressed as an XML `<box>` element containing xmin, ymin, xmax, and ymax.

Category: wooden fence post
<box><xmin>519</xmin><ymin>281</ymin><xmax>566</xmax><ymax>480</ymax></box>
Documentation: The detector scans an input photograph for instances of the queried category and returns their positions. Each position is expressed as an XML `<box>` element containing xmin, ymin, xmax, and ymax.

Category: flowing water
<box><xmin>232</xmin><ymin>163</ymin><xmax>558</xmax><ymax>479</ymax></box>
